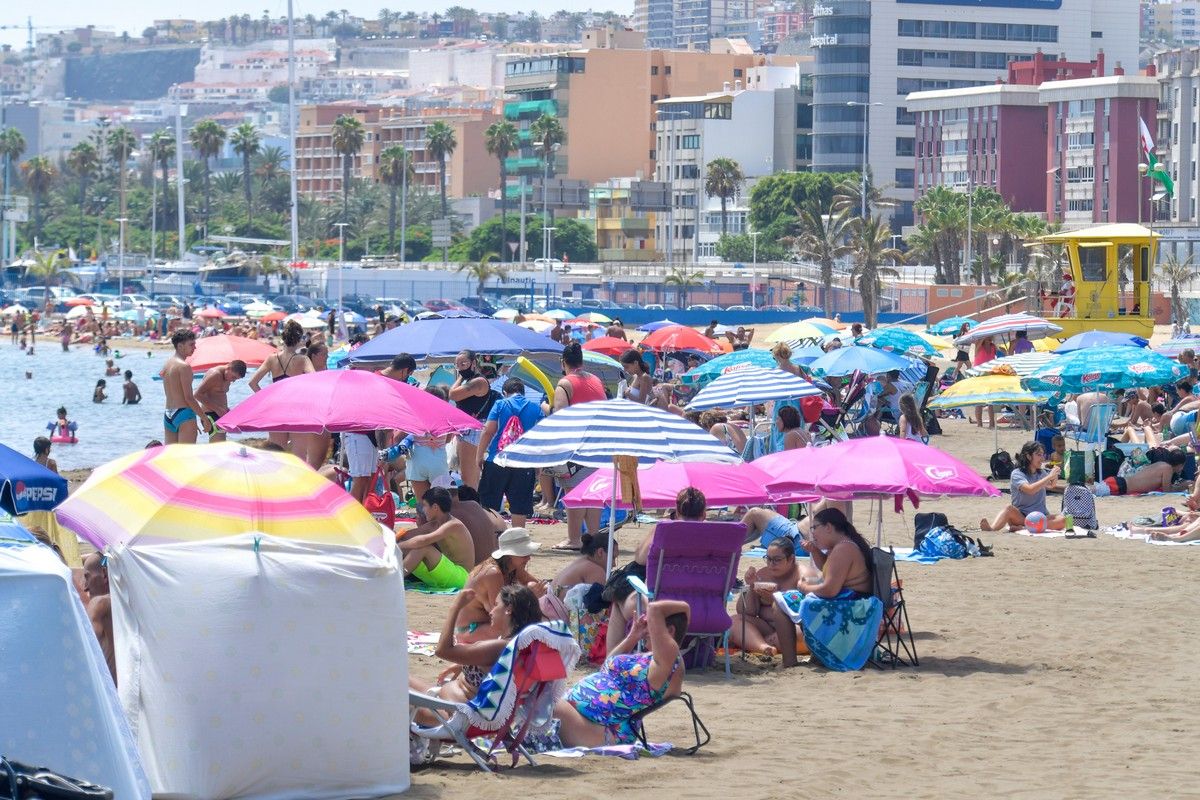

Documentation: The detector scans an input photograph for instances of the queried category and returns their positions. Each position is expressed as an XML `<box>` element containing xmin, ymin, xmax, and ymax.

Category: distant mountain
<box><xmin>65</xmin><ymin>46</ymin><xmax>201</xmax><ymax>101</ymax></box>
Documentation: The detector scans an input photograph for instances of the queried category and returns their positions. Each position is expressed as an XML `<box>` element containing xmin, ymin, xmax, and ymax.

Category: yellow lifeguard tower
<box><xmin>1038</xmin><ymin>223</ymin><xmax>1157</xmax><ymax>338</ymax></box>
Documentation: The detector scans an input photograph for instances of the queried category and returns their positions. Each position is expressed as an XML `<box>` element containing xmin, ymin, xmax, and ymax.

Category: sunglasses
<box><xmin>763</xmin><ymin>555</ymin><xmax>788</xmax><ymax>565</ymax></box>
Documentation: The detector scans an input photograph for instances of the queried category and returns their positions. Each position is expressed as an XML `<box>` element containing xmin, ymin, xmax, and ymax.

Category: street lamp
<box><xmin>334</xmin><ymin>221</ymin><xmax>349</xmax><ymax>327</ymax></box>
<box><xmin>846</xmin><ymin>101</ymin><xmax>882</xmax><ymax>219</ymax></box>
<box><xmin>116</xmin><ymin>217</ymin><xmax>128</xmax><ymax>297</ymax></box>
<box><xmin>656</xmin><ymin>108</ymin><xmax>691</xmax><ymax>266</ymax></box>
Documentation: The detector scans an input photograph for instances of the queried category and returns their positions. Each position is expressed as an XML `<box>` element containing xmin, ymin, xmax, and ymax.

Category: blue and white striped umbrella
<box><xmin>493</xmin><ymin>398</ymin><xmax>740</xmax><ymax>469</ymax></box>
<box><xmin>685</xmin><ymin>366</ymin><xmax>822</xmax><ymax>411</ymax></box>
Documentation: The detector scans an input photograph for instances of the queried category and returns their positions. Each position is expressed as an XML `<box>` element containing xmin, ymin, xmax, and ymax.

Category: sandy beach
<box><xmin>400</xmin><ymin>413</ymin><xmax>1200</xmax><ymax>799</ymax></box>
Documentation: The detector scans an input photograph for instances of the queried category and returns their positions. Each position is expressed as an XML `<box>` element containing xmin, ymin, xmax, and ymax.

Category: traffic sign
<box><xmin>431</xmin><ymin>218</ymin><xmax>452</xmax><ymax>247</ymax></box>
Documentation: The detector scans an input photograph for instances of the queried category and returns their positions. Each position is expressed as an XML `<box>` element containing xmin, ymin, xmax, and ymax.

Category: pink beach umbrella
<box><xmin>218</xmin><ymin>369</ymin><xmax>482</xmax><ymax>437</ymax></box>
<box><xmin>562</xmin><ymin>461</ymin><xmax>798</xmax><ymax>509</ymax></box>
<box><xmin>757</xmin><ymin>437</ymin><xmax>999</xmax><ymax>544</ymax></box>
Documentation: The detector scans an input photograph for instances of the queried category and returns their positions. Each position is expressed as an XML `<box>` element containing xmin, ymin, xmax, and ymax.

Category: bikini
<box><xmin>274</xmin><ymin>351</ymin><xmax>300</xmax><ymax>381</ymax></box>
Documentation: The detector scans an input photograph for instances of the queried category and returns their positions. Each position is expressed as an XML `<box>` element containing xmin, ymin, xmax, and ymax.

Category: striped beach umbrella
<box><xmin>1154</xmin><ymin>335</ymin><xmax>1200</xmax><ymax>358</ymax></box>
<box><xmin>685</xmin><ymin>366</ymin><xmax>822</xmax><ymax>411</ymax></box>
<box><xmin>493</xmin><ymin>398</ymin><xmax>740</xmax><ymax>469</ymax></box>
<box><xmin>857</xmin><ymin>328</ymin><xmax>942</xmax><ymax>357</ymax></box>
<box><xmin>965</xmin><ymin>351</ymin><xmax>1057</xmax><ymax>378</ymax></box>
<box><xmin>953</xmin><ymin>313</ymin><xmax>1063</xmax><ymax>345</ymax></box>
<box><xmin>928</xmin><ymin>375</ymin><xmax>1052</xmax><ymax>410</ymax></box>
<box><xmin>56</xmin><ymin>443</ymin><xmax>387</xmax><ymax>551</ymax></box>
<box><xmin>679</xmin><ymin>348</ymin><xmax>778</xmax><ymax>385</ymax></box>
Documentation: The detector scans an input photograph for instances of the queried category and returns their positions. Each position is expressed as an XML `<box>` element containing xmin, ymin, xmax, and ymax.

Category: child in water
<box><xmin>93</xmin><ymin>379</ymin><xmax>107</xmax><ymax>403</ymax></box>
<box><xmin>46</xmin><ymin>407</ymin><xmax>77</xmax><ymax>441</ymax></box>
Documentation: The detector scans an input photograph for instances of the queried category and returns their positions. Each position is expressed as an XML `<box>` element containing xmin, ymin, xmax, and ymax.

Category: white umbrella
<box><xmin>954</xmin><ymin>313</ymin><xmax>1062</xmax><ymax>345</ymax></box>
<box><xmin>519</xmin><ymin>319</ymin><xmax>554</xmax><ymax>334</ymax></box>
<box><xmin>1</xmin><ymin>304</ymin><xmax>29</xmax><ymax>317</ymax></box>
<box><xmin>493</xmin><ymin>308</ymin><xmax>521</xmax><ymax>320</ymax></box>
<box><xmin>543</xmin><ymin>309</ymin><xmax>573</xmax><ymax>320</ymax></box>
<box><xmin>286</xmin><ymin>313</ymin><xmax>327</xmax><ymax>330</ymax></box>
<box><xmin>685</xmin><ymin>366</ymin><xmax>822</xmax><ymax>411</ymax></box>
<box><xmin>243</xmin><ymin>301</ymin><xmax>278</xmax><ymax>318</ymax></box>
<box><xmin>965</xmin><ymin>351</ymin><xmax>1058</xmax><ymax>378</ymax></box>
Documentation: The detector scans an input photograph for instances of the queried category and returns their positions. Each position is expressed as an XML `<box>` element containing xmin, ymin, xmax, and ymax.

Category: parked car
<box><xmin>15</xmin><ymin>286</ymin><xmax>77</xmax><ymax>311</ymax></box>
<box><xmin>270</xmin><ymin>294</ymin><xmax>311</xmax><ymax>314</ymax></box>
<box><xmin>759</xmin><ymin>305</ymin><xmax>795</xmax><ymax>312</ymax></box>
<box><xmin>642</xmin><ymin>303</ymin><xmax>679</xmax><ymax>311</ymax></box>
<box><xmin>123</xmin><ymin>293</ymin><xmax>156</xmax><ymax>308</ymax></box>
<box><xmin>723</xmin><ymin>305</ymin><xmax>754</xmax><ymax>312</ymax></box>
<box><xmin>424</xmin><ymin>298</ymin><xmax>465</xmax><ymax>313</ymax></box>
<box><xmin>533</xmin><ymin>257</ymin><xmax>569</xmax><ymax>273</ymax></box>
<box><xmin>154</xmin><ymin>295</ymin><xmax>188</xmax><ymax>311</ymax></box>
<box><xmin>458</xmin><ymin>296</ymin><xmax>498</xmax><ymax>315</ymax></box>
<box><xmin>794</xmin><ymin>305</ymin><xmax>825</xmax><ymax>315</ymax></box>
<box><xmin>216</xmin><ymin>297</ymin><xmax>245</xmax><ymax>316</ymax></box>
<box><xmin>686</xmin><ymin>304</ymin><xmax>720</xmax><ymax>312</ymax></box>
<box><xmin>575</xmin><ymin>298</ymin><xmax>605</xmax><ymax>309</ymax></box>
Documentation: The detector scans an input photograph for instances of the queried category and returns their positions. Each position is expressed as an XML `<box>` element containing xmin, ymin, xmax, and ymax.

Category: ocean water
<box><xmin>0</xmin><ymin>341</ymin><xmax>254</xmax><ymax>471</ymax></box>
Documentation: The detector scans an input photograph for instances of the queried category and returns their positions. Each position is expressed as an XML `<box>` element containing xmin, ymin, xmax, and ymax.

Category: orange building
<box><xmin>502</xmin><ymin>47</ymin><xmax>801</xmax><ymax>184</ymax></box>
<box><xmin>294</xmin><ymin>104</ymin><xmax>500</xmax><ymax>200</ymax></box>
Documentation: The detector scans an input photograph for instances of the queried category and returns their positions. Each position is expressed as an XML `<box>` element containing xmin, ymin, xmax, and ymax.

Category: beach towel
<box><xmin>1100</xmin><ymin>526</ymin><xmax>1200</xmax><ymax>546</ymax></box>
<box><xmin>467</xmin><ymin>620</ymin><xmax>580</xmax><ymax>731</ymax></box>
<box><xmin>406</xmin><ymin>580</ymin><xmax>459</xmax><ymax>595</ymax></box>
<box><xmin>892</xmin><ymin>547</ymin><xmax>950</xmax><ymax>564</ymax></box>
<box><xmin>407</xmin><ymin>631</ymin><xmax>441</xmax><ymax>656</ymax></box>
<box><xmin>774</xmin><ymin>589</ymin><xmax>883</xmax><ymax>672</ymax></box>
<box><xmin>542</xmin><ymin>742</ymin><xmax>672</xmax><ymax>760</ymax></box>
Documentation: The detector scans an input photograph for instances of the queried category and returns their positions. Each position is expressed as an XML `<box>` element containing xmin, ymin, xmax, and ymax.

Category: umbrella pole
<box><xmin>606</xmin><ymin>464</ymin><xmax>618</xmax><ymax>578</ymax></box>
<box><xmin>993</xmin><ymin>404</ymin><xmax>998</xmax><ymax>452</ymax></box>
<box><xmin>876</xmin><ymin>496</ymin><xmax>883</xmax><ymax>548</ymax></box>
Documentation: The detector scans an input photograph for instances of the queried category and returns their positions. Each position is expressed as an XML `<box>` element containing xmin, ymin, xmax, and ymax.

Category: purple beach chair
<box><xmin>643</xmin><ymin>520</ymin><xmax>745</xmax><ymax>677</ymax></box>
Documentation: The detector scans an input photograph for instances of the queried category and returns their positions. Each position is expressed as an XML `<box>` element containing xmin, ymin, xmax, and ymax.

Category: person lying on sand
<box><xmin>1127</xmin><ymin>511</ymin><xmax>1200</xmax><ymax>542</ymax></box>
<box><xmin>1099</xmin><ymin>455</ymin><xmax>1186</xmax><ymax>496</ymax></box>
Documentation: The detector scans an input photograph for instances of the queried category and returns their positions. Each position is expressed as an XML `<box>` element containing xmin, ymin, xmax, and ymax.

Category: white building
<box><xmin>406</xmin><ymin>47</ymin><xmax>508</xmax><ymax>91</ymax></box>
<box><xmin>193</xmin><ymin>39</ymin><xmax>335</xmax><ymax>86</ymax></box>
<box><xmin>810</xmin><ymin>0</ymin><xmax>1139</xmax><ymax>229</ymax></box>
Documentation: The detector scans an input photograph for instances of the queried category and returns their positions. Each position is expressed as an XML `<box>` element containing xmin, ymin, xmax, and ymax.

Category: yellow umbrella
<box><xmin>1031</xmin><ymin>337</ymin><xmax>1060</xmax><ymax>352</ymax></box>
<box><xmin>913</xmin><ymin>331</ymin><xmax>954</xmax><ymax>350</ymax></box>
<box><xmin>927</xmin><ymin>374</ymin><xmax>1052</xmax><ymax>409</ymax></box>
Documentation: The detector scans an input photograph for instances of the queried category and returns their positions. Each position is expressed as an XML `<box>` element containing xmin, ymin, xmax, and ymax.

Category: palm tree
<box><xmin>703</xmin><ymin>157</ymin><xmax>744</xmax><ymax>237</ymax></box>
<box><xmin>914</xmin><ymin>185</ymin><xmax>968</xmax><ymax>284</ymax></box>
<box><xmin>425</xmin><ymin>120</ymin><xmax>457</xmax><ymax>218</ymax></box>
<box><xmin>1160</xmin><ymin>254</ymin><xmax>1197</xmax><ymax>329</ymax></box>
<box><xmin>529</xmin><ymin>113</ymin><xmax>564</xmax><ymax>177</ymax></box>
<box><xmin>147</xmin><ymin>130</ymin><xmax>175</xmax><ymax>246</ymax></box>
<box><xmin>106</xmin><ymin>126</ymin><xmax>138</xmax><ymax>220</ymax></box>
<box><xmin>833</xmin><ymin>167</ymin><xmax>893</xmax><ymax>218</ymax></box>
<box><xmin>795</xmin><ymin>199</ymin><xmax>851</xmax><ymax>316</ymax></box>
<box><xmin>24</xmin><ymin>249</ymin><xmax>79</xmax><ymax>296</ymax></box>
<box><xmin>484</xmin><ymin>120</ymin><xmax>519</xmax><ymax>260</ymax></box>
<box><xmin>189</xmin><ymin>118</ymin><xmax>227</xmax><ymax>235</ymax></box>
<box><xmin>66</xmin><ymin>141</ymin><xmax>100</xmax><ymax>251</ymax></box>
<box><xmin>254</xmin><ymin>145</ymin><xmax>287</xmax><ymax>182</ymax></box>
<box><xmin>457</xmin><ymin>252</ymin><xmax>506</xmax><ymax>296</ymax></box>
<box><xmin>377</xmin><ymin>145</ymin><xmax>413</xmax><ymax>254</ymax></box>
<box><xmin>331</xmin><ymin>114</ymin><xmax>366</xmax><ymax>218</ymax></box>
<box><xmin>0</xmin><ymin>127</ymin><xmax>25</xmax><ymax>202</ymax></box>
<box><xmin>230</xmin><ymin>122</ymin><xmax>262</xmax><ymax>227</ymax></box>
<box><xmin>850</xmin><ymin>215</ymin><xmax>904</xmax><ymax>328</ymax></box>
<box><xmin>664</xmin><ymin>266</ymin><xmax>704</xmax><ymax>308</ymax></box>
<box><xmin>19</xmin><ymin>157</ymin><xmax>56</xmax><ymax>240</ymax></box>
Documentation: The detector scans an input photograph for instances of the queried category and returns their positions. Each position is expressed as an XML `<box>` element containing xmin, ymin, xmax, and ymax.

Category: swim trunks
<box><xmin>1104</xmin><ymin>475</ymin><xmax>1128</xmax><ymax>496</ymax></box>
<box><xmin>164</xmin><ymin>407</ymin><xmax>197</xmax><ymax>433</ymax></box>
<box><xmin>205</xmin><ymin>410</ymin><xmax>223</xmax><ymax>424</ymax></box>
<box><xmin>412</xmin><ymin>554</ymin><xmax>468</xmax><ymax>590</ymax></box>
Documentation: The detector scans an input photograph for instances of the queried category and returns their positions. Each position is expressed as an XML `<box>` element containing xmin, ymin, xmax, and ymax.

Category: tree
<box><xmin>484</xmin><ymin>120</ymin><xmax>519</xmax><ymax>260</ymax></box>
<box><xmin>529</xmin><ymin>113</ymin><xmax>564</xmax><ymax>177</ymax></box>
<box><xmin>425</xmin><ymin>120</ymin><xmax>457</xmax><ymax>218</ymax></box>
<box><xmin>267</xmin><ymin>84</ymin><xmax>290</xmax><ymax>104</ymax></box>
<box><xmin>794</xmin><ymin>200</ymin><xmax>852</xmax><ymax>316</ymax></box>
<box><xmin>377</xmin><ymin>145</ymin><xmax>413</xmax><ymax>253</ymax></box>
<box><xmin>254</xmin><ymin>145</ymin><xmax>287</xmax><ymax>183</ymax></box>
<box><xmin>148</xmin><ymin>129</ymin><xmax>175</xmax><ymax>240</ymax></box>
<box><xmin>19</xmin><ymin>157</ymin><xmax>56</xmax><ymax>240</ymax></box>
<box><xmin>24</xmin><ymin>249</ymin><xmax>78</xmax><ymax>296</ymax></box>
<box><xmin>1160</xmin><ymin>254</ymin><xmax>1196</xmax><ymax>328</ymax></box>
<box><xmin>850</xmin><ymin>215</ymin><xmax>904</xmax><ymax>328</ymax></box>
<box><xmin>457</xmin><ymin>251</ymin><xmax>506</xmax><ymax>295</ymax></box>
<box><xmin>704</xmin><ymin>157</ymin><xmax>744</xmax><ymax>237</ymax></box>
<box><xmin>664</xmin><ymin>266</ymin><xmax>704</xmax><ymax>308</ymax></box>
<box><xmin>715</xmin><ymin>232</ymin><xmax>787</xmax><ymax>263</ymax></box>
<box><xmin>547</xmin><ymin>217</ymin><xmax>596</xmax><ymax>263</ymax></box>
<box><xmin>66</xmin><ymin>142</ymin><xmax>100</xmax><ymax>251</ymax></box>
<box><xmin>0</xmin><ymin>127</ymin><xmax>25</xmax><ymax>207</ymax></box>
<box><xmin>106</xmin><ymin>126</ymin><xmax>138</xmax><ymax>220</ymax></box>
<box><xmin>189</xmin><ymin>119</ymin><xmax>226</xmax><ymax>235</ymax></box>
<box><xmin>748</xmin><ymin>171</ymin><xmax>853</xmax><ymax>234</ymax></box>
<box><xmin>230</xmin><ymin>122</ymin><xmax>262</xmax><ymax>227</ymax></box>
<box><xmin>331</xmin><ymin>114</ymin><xmax>366</xmax><ymax>218</ymax></box>
<box><xmin>142</xmin><ymin>27</ymin><xmax>158</xmax><ymax>44</ymax></box>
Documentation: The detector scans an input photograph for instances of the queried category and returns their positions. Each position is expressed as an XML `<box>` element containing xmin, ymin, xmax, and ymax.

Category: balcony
<box><xmin>504</xmin><ymin>156</ymin><xmax>543</xmax><ymax>173</ymax></box>
<box><xmin>504</xmin><ymin>99</ymin><xmax>558</xmax><ymax>121</ymax></box>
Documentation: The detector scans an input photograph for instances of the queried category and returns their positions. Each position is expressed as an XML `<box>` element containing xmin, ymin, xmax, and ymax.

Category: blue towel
<box><xmin>892</xmin><ymin>548</ymin><xmax>946</xmax><ymax>564</ymax></box>
<box><xmin>775</xmin><ymin>588</ymin><xmax>883</xmax><ymax>671</ymax></box>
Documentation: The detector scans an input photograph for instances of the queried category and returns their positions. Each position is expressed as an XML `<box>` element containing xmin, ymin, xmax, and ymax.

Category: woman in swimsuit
<box><xmin>619</xmin><ymin>349</ymin><xmax>653</xmax><ymax>404</ymax></box>
<box><xmin>410</xmin><ymin>585</ymin><xmax>543</xmax><ymax>720</ymax></box>
<box><xmin>798</xmin><ymin>507</ymin><xmax>873</xmax><ymax>599</ymax></box>
<box><xmin>248</xmin><ymin>320</ymin><xmax>313</xmax><ymax>453</ymax></box>
<box><xmin>449</xmin><ymin>350</ymin><xmax>492</xmax><ymax>490</ymax></box>
<box><xmin>551</xmin><ymin>531</ymin><xmax>615</xmax><ymax>590</ymax></box>
<box><xmin>454</xmin><ymin>537</ymin><xmax>545</xmax><ymax>643</ymax></box>
<box><xmin>554</xmin><ymin>598</ymin><xmax>690</xmax><ymax>747</ymax></box>
<box><xmin>699</xmin><ymin>410</ymin><xmax>747</xmax><ymax>454</ymax></box>
<box><xmin>777</xmin><ymin>405</ymin><xmax>810</xmax><ymax>450</ymax></box>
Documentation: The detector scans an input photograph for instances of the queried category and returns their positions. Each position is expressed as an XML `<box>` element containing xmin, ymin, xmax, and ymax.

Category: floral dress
<box><xmin>566</xmin><ymin>653</ymin><xmax>681</xmax><ymax>744</ymax></box>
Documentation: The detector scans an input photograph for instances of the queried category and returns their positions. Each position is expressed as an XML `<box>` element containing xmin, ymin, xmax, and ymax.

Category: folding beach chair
<box><xmin>814</xmin><ymin>371</ymin><xmax>867</xmax><ymax>445</ymax></box>
<box><xmin>629</xmin><ymin>691</ymin><xmax>711</xmax><ymax>755</ymax></box>
<box><xmin>1064</xmin><ymin>402</ymin><xmax>1116</xmax><ymax>481</ymax></box>
<box><xmin>409</xmin><ymin>621</ymin><xmax>581</xmax><ymax>772</ymax></box>
<box><xmin>641</xmin><ymin>520</ymin><xmax>745</xmax><ymax>676</ymax></box>
<box><xmin>869</xmin><ymin>547</ymin><xmax>919</xmax><ymax>669</ymax></box>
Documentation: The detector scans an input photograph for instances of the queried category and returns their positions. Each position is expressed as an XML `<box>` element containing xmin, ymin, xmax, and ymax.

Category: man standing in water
<box><xmin>194</xmin><ymin>359</ymin><xmax>247</xmax><ymax>442</ymax></box>
<box><xmin>160</xmin><ymin>329</ymin><xmax>212</xmax><ymax>444</ymax></box>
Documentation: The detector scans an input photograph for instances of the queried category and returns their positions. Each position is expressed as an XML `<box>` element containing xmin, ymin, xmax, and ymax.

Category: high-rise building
<box><xmin>674</xmin><ymin>0</ymin><xmax>754</xmax><ymax>50</ymax></box>
<box><xmin>811</xmin><ymin>0</ymin><xmax>1139</xmax><ymax>228</ymax></box>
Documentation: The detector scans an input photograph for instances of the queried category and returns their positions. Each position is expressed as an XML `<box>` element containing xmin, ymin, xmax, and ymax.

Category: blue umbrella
<box><xmin>1025</xmin><ymin>347</ymin><xmax>1187</xmax><ymax>393</ymax></box>
<box><xmin>927</xmin><ymin>316</ymin><xmax>978</xmax><ymax>336</ymax></box>
<box><xmin>0</xmin><ymin>443</ymin><xmax>69</xmax><ymax>516</ymax></box>
<box><xmin>807</xmin><ymin>345</ymin><xmax>914</xmax><ymax>377</ymax></box>
<box><xmin>637</xmin><ymin>318</ymin><xmax>679</xmax><ymax>332</ymax></box>
<box><xmin>415</xmin><ymin>308</ymin><xmax>485</xmax><ymax>320</ymax></box>
<box><xmin>856</xmin><ymin>328</ymin><xmax>940</xmax><ymax>357</ymax></box>
<box><xmin>1054</xmin><ymin>330</ymin><xmax>1148</xmax><ymax>354</ymax></box>
<box><xmin>348</xmin><ymin>318</ymin><xmax>565</xmax><ymax>364</ymax></box>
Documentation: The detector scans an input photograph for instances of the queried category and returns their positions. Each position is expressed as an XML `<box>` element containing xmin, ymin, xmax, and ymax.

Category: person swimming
<box><xmin>93</xmin><ymin>379</ymin><xmax>107</xmax><ymax>403</ymax></box>
<box><xmin>46</xmin><ymin>406</ymin><xmax>78</xmax><ymax>442</ymax></box>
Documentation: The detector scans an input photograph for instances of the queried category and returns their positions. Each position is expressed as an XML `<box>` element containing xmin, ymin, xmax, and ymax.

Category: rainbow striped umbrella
<box><xmin>56</xmin><ymin>443</ymin><xmax>386</xmax><ymax>551</ymax></box>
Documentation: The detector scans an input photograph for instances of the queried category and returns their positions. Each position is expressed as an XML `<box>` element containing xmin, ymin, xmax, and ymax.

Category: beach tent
<box><xmin>0</xmin><ymin>539</ymin><xmax>150</xmax><ymax>799</ymax></box>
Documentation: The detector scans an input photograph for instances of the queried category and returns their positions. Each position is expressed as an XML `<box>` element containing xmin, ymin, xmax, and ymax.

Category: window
<box><xmin>795</xmin><ymin>103</ymin><xmax>813</xmax><ymax>128</ymax></box>
<box><xmin>950</xmin><ymin>22</ymin><xmax>976</xmax><ymax>39</ymax></box>
<box><xmin>894</xmin><ymin>168</ymin><xmax>915</xmax><ymax>188</ymax></box>
<box><xmin>950</xmin><ymin>51</ymin><xmax>976</xmax><ymax>69</ymax></box>
<box><xmin>1068</xmin><ymin>198</ymin><xmax>1094</xmax><ymax>212</ymax></box>
<box><xmin>1091</xmin><ymin>30</ymin><xmax>1102</xmax><ymax>38</ymax></box>
<box><xmin>897</xmin><ymin>108</ymin><xmax>917</xmax><ymax>125</ymax></box>
<box><xmin>896</xmin><ymin>136</ymin><xmax>915</xmax><ymax>157</ymax></box>
<box><xmin>1066</xmin><ymin>165</ymin><xmax>1094</xmax><ymax>183</ymax></box>
<box><xmin>898</xmin><ymin>19</ymin><xmax>922</xmax><ymax>37</ymax></box>
<box><xmin>651</xmin><ymin>65</ymin><xmax>659</xmax><ymax>75</ymax></box>
<box><xmin>733</xmin><ymin>68</ymin><xmax>743</xmax><ymax>77</ymax></box>
<box><xmin>898</xmin><ymin>49</ymin><xmax>922</xmax><ymax>66</ymax></box>
<box><xmin>1067</xmin><ymin>132</ymin><xmax>1095</xmax><ymax>150</ymax></box>
<box><xmin>815</xmin><ymin>105</ymin><xmax>864</xmax><ymax>122</ymax></box>
<box><xmin>665</xmin><ymin>66</ymin><xmax>672</xmax><ymax>75</ymax></box>
<box><xmin>680</xmin><ymin>134</ymin><xmax>700</xmax><ymax>149</ymax></box>
<box><xmin>796</xmin><ymin>133</ymin><xmax>812</xmax><ymax>160</ymax></box>
<box><xmin>680</xmin><ymin>164</ymin><xmax>699</xmax><ymax>179</ymax></box>
<box><xmin>814</xmin><ymin>75</ymin><xmax>870</xmax><ymax>94</ymax></box>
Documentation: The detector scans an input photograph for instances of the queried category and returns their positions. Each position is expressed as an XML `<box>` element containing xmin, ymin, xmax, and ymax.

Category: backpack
<box><xmin>917</xmin><ymin>525</ymin><xmax>992</xmax><ymax>559</ymax></box>
<box><xmin>990</xmin><ymin>450</ymin><xmax>1014</xmax><ymax>480</ymax></box>
<box><xmin>913</xmin><ymin>512</ymin><xmax>949</xmax><ymax>549</ymax></box>
<box><xmin>1061</xmin><ymin>485</ymin><xmax>1098</xmax><ymax>529</ymax></box>
<box><xmin>923</xmin><ymin>410</ymin><xmax>943</xmax><ymax>436</ymax></box>
<box><xmin>497</xmin><ymin>405</ymin><xmax>526</xmax><ymax>452</ymax></box>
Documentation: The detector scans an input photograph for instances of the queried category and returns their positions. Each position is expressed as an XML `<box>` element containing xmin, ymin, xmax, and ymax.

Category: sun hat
<box><xmin>492</xmin><ymin>527</ymin><xmax>540</xmax><ymax>559</ymax></box>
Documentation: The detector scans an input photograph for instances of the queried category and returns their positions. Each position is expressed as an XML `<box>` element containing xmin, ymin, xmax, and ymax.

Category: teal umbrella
<box><xmin>927</xmin><ymin>316</ymin><xmax>977</xmax><ymax>336</ymax></box>
<box><xmin>1025</xmin><ymin>347</ymin><xmax>1187</xmax><ymax>393</ymax></box>
<box><xmin>856</xmin><ymin>328</ymin><xmax>940</xmax><ymax>357</ymax></box>
<box><xmin>680</xmin><ymin>347</ymin><xmax>824</xmax><ymax>386</ymax></box>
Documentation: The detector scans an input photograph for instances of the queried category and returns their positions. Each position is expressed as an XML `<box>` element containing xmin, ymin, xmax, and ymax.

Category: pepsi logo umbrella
<box><xmin>685</xmin><ymin>366</ymin><xmax>822</xmax><ymax>411</ymax></box>
<box><xmin>0</xmin><ymin>444</ymin><xmax>69</xmax><ymax>516</ymax></box>
<box><xmin>1024</xmin><ymin>346</ymin><xmax>1187</xmax><ymax>393</ymax></box>
<box><xmin>953</xmin><ymin>313</ymin><xmax>1062</xmax><ymax>345</ymax></box>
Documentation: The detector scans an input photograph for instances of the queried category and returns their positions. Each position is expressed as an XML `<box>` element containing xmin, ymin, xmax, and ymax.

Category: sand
<box><xmin>399</xmin><ymin>421</ymin><xmax>1200</xmax><ymax>800</ymax></box>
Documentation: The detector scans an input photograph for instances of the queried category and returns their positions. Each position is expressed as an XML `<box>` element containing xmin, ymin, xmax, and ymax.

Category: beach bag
<box><xmin>913</xmin><ymin>512</ymin><xmax>949</xmax><ymax>549</ymax></box>
<box><xmin>989</xmin><ymin>450</ymin><xmax>1014</xmax><ymax>480</ymax></box>
<box><xmin>917</xmin><ymin>526</ymin><xmax>979</xmax><ymax>559</ymax></box>
<box><xmin>363</xmin><ymin>466</ymin><xmax>396</xmax><ymax>529</ymax></box>
<box><xmin>1064</xmin><ymin>450</ymin><xmax>1089</xmax><ymax>484</ymax></box>
<box><xmin>0</xmin><ymin>758</ymin><xmax>113</xmax><ymax>799</ymax></box>
<box><xmin>496</xmin><ymin>408</ymin><xmax>526</xmax><ymax>452</ymax></box>
<box><xmin>1098</xmin><ymin>448</ymin><xmax>1124</xmax><ymax>478</ymax></box>
<box><xmin>1061</xmin><ymin>485</ymin><xmax>1098</xmax><ymax>529</ymax></box>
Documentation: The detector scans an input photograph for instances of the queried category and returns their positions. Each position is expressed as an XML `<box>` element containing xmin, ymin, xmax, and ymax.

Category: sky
<box><xmin>1</xmin><ymin>0</ymin><xmax>628</xmax><ymax>50</ymax></box>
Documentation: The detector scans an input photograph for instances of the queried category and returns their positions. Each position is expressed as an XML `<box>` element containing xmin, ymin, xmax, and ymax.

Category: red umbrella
<box><xmin>64</xmin><ymin>297</ymin><xmax>94</xmax><ymax>307</ymax></box>
<box><xmin>261</xmin><ymin>311</ymin><xmax>287</xmax><ymax>322</ymax></box>
<box><xmin>195</xmin><ymin>307</ymin><xmax>228</xmax><ymax>319</ymax></box>
<box><xmin>583</xmin><ymin>336</ymin><xmax>636</xmax><ymax>358</ymax></box>
<box><xmin>640</xmin><ymin>325</ymin><xmax>723</xmax><ymax>354</ymax></box>
<box><xmin>186</xmin><ymin>334</ymin><xmax>277</xmax><ymax>372</ymax></box>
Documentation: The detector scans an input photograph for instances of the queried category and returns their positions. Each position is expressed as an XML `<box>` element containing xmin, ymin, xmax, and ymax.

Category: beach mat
<box><xmin>406</xmin><ymin>581</ymin><xmax>459</xmax><ymax>595</ymax></box>
<box><xmin>542</xmin><ymin>742</ymin><xmax>672</xmax><ymax>760</ymax></box>
<box><xmin>1100</xmin><ymin>526</ymin><xmax>1200</xmax><ymax>546</ymax></box>
<box><xmin>407</xmin><ymin>631</ymin><xmax>440</xmax><ymax>656</ymax></box>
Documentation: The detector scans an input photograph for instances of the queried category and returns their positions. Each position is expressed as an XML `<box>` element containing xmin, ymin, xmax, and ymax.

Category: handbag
<box><xmin>362</xmin><ymin>466</ymin><xmax>396</xmax><ymax>529</ymax></box>
<box><xmin>0</xmin><ymin>758</ymin><xmax>112</xmax><ymax>800</ymax></box>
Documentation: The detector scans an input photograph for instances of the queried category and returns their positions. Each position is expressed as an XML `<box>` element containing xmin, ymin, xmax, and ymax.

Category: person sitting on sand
<box><xmin>552</xmin><ymin>531</ymin><xmax>614</xmax><ymax>590</ymax></box>
<box><xmin>397</xmin><ymin>487</ymin><xmax>474</xmax><ymax>590</ymax></box>
<box><xmin>1129</xmin><ymin>513</ymin><xmax>1200</xmax><ymax>542</ymax></box>
<box><xmin>552</xmin><ymin>598</ymin><xmax>689</xmax><ymax>747</ymax></box>
<box><xmin>981</xmin><ymin>441</ymin><xmax>1066</xmax><ymax>531</ymax></box>
<box><xmin>410</xmin><ymin>585</ymin><xmax>543</xmax><ymax>713</ymax></box>
<box><xmin>729</xmin><ymin>538</ymin><xmax>809</xmax><ymax>665</ymax></box>
<box><xmin>454</xmin><ymin>528</ymin><xmax>544</xmax><ymax>643</ymax></box>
